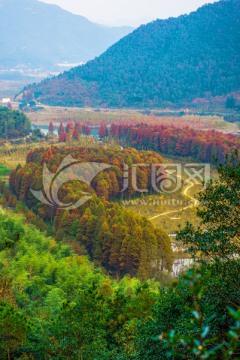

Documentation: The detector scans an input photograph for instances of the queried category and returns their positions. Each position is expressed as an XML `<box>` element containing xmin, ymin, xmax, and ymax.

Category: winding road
<box><xmin>149</xmin><ymin>173</ymin><xmax>199</xmax><ymax>221</ymax></box>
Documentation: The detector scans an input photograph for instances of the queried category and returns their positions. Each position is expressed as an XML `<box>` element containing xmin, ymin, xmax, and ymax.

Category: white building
<box><xmin>1</xmin><ymin>98</ymin><xmax>11</xmax><ymax>104</ymax></box>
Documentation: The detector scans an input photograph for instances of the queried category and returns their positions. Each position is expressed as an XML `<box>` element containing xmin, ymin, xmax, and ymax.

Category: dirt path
<box><xmin>149</xmin><ymin>174</ymin><xmax>199</xmax><ymax>221</ymax></box>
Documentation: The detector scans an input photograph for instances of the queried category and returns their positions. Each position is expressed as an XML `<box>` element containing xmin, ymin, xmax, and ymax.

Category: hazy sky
<box><xmin>41</xmin><ymin>0</ymin><xmax>219</xmax><ymax>26</ymax></box>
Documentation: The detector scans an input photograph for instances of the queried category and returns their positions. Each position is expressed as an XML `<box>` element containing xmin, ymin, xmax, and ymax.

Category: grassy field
<box><xmin>122</xmin><ymin>185</ymin><xmax>201</xmax><ymax>235</ymax></box>
<box><xmin>0</xmin><ymin>144</ymin><xmax>36</xmax><ymax>169</ymax></box>
<box><xmin>122</xmin><ymin>196</ymin><xmax>200</xmax><ymax>233</ymax></box>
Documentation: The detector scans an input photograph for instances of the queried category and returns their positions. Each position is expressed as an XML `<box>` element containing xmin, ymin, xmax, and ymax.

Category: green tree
<box><xmin>177</xmin><ymin>151</ymin><xmax>240</xmax><ymax>261</ymax></box>
<box><xmin>0</xmin><ymin>302</ymin><xmax>29</xmax><ymax>359</ymax></box>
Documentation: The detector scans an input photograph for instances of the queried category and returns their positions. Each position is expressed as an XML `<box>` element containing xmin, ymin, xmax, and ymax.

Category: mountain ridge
<box><xmin>26</xmin><ymin>0</ymin><xmax>240</xmax><ymax>108</ymax></box>
<box><xmin>0</xmin><ymin>0</ymin><xmax>133</xmax><ymax>69</ymax></box>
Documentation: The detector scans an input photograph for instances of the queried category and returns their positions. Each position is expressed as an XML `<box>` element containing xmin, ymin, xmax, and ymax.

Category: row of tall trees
<box><xmin>109</xmin><ymin>123</ymin><xmax>240</xmax><ymax>163</ymax></box>
<box><xmin>54</xmin><ymin>196</ymin><xmax>173</xmax><ymax>279</ymax></box>
<box><xmin>48</xmin><ymin>120</ymin><xmax>91</xmax><ymax>142</ymax></box>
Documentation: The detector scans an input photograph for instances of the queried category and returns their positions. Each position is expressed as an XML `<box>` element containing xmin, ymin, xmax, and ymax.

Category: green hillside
<box><xmin>27</xmin><ymin>0</ymin><xmax>240</xmax><ymax>108</ymax></box>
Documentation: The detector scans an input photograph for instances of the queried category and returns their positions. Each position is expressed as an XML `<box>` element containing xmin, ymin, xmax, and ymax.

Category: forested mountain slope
<box><xmin>0</xmin><ymin>152</ymin><xmax>239</xmax><ymax>358</ymax></box>
<box><xmin>6</xmin><ymin>146</ymin><xmax>173</xmax><ymax>279</ymax></box>
<box><xmin>27</xmin><ymin>0</ymin><xmax>240</xmax><ymax>108</ymax></box>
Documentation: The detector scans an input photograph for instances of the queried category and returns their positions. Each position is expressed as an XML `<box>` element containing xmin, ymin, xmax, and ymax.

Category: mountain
<box><xmin>0</xmin><ymin>0</ymin><xmax>133</xmax><ymax>69</ymax></box>
<box><xmin>26</xmin><ymin>0</ymin><xmax>240</xmax><ymax>108</ymax></box>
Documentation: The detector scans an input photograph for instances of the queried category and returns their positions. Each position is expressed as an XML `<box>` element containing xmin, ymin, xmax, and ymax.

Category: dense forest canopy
<box><xmin>0</xmin><ymin>211</ymin><xmax>160</xmax><ymax>359</ymax></box>
<box><xmin>108</xmin><ymin>123</ymin><xmax>240</xmax><ymax>163</ymax></box>
<box><xmin>0</xmin><ymin>107</ymin><xmax>30</xmax><ymax>139</ymax></box>
<box><xmin>26</xmin><ymin>0</ymin><xmax>240</xmax><ymax>108</ymax></box>
<box><xmin>0</xmin><ymin>152</ymin><xmax>239</xmax><ymax>359</ymax></box>
<box><xmin>6</xmin><ymin>146</ymin><xmax>173</xmax><ymax>279</ymax></box>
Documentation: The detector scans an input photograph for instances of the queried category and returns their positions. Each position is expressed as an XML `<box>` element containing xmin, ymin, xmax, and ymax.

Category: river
<box><xmin>32</xmin><ymin>124</ymin><xmax>100</xmax><ymax>138</ymax></box>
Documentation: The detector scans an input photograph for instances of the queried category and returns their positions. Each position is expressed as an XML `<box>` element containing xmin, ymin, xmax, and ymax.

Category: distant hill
<box><xmin>26</xmin><ymin>0</ymin><xmax>240</xmax><ymax>108</ymax></box>
<box><xmin>0</xmin><ymin>0</ymin><xmax>133</xmax><ymax>69</ymax></box>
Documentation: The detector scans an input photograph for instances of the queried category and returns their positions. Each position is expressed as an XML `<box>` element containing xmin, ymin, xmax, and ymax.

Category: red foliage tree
<box><xmin>66</xmin><ymin>119</ymin><xmax>75</xmax><ymax>133</ymax></box>
<box><xmin>109</xmin><ymin>123</ymin><xmax>240</xmax><ymax>164</ymax></box>
<box><xmin>75</xmin><ymin>120</ymin><xmax>82</xmax><ymax>135</ymax></box>
<box><xmin>73</xmin><ymin>129</ymin><xmax>79</xmax><ymax>140</ymax></box>
<box><xmin>98</xmin><ymin>123</ymin><xmax>107</xmax><ymax>138</ymax></box>
<box><xmin>58</xmin><ymin>122</ymin><xmax>65</xmax><ymax>135</ymax></box>
<box><xmin>48</xmin><ymin>121</ymin><xmax>54</xmax><ymax>134</ymax></box>
<box><xmin>82</xmin><ymin>125</ymin><xmax>91</xmax><ymax>136</ymax></box>
<box><xmin>58</xmin><ymin>132</ymin><xmax>67</xmax><ymax>143</ymax></box>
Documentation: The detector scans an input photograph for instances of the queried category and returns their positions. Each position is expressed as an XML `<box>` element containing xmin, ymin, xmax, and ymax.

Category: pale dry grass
<box><xmin>24</xmin><ymin>106</ymin><xmax>239</xmax><ymax>133</ymax></box>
